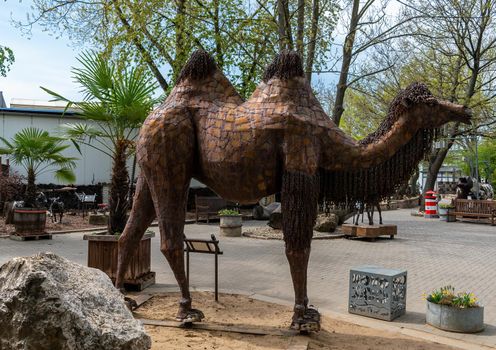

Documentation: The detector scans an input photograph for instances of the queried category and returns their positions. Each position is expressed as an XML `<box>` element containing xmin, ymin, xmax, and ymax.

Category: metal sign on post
<box><xmin>184</xmin><ymin>234</ymin><xmax>223</xmax><ymax>301</ymax></box>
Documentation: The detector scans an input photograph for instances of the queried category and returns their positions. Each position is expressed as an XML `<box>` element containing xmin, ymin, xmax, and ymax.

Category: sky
<box><xmin>0</xmin><ymin>0</ymin><xmax>83</xmax><ymax>105</ymax></box>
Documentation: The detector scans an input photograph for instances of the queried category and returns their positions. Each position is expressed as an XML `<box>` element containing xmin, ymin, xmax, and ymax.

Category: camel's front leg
<box><xmin>282</xmin><ymin>171</ymin><xmax>320</xmax><ymax>332</ymax></box>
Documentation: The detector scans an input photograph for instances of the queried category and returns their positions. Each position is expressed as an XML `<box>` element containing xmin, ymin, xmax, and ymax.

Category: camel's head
<box><xmin>399</xmin><ymin>83</ymin><xmax>472</xmax><ymax>127</ymax></box>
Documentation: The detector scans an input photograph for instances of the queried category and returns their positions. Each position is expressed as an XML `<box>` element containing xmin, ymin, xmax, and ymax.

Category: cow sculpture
<box><xmin>115</xmin><ymin>50</ymin><xmax>471</xmax><ymax>331</ymax></box>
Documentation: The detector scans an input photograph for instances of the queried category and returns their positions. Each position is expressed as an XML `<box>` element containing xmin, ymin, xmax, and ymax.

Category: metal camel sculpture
<box><xmin>115</xmin><ymin>50</ymin><xmax>471</xmax><ymax>331</ymax></box>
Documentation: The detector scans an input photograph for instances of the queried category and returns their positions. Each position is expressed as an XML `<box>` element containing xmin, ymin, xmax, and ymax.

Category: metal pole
<box><xmin>186</xmin><ymin>250</ymin><xmax>190</xmax><ymax>288</ymax></box>
<box><xmin>475</xmin><ymin>135</ymin><xmax>480</xmax><ymax>200</ymax></box>
<box><xmin>215</xmin><ymin>250</ymin><xmax>218</xmax><ymax>302</ymax></box>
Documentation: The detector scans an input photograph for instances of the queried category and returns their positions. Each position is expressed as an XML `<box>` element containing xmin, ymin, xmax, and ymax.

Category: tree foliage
<box><xmin>0</xmin><ymin>45</ymin><xmax>14</xmax><ymax>77</ymax></box>
<box><xmin>21</xmin><ymin>0</ymin><xmax>339</xmax><ymax>97</ymax></box>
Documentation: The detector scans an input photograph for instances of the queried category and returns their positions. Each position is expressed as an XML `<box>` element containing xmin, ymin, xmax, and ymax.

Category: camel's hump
<box><xmin>176</xmin><ymin>50</ymin><xmax>217</xmax><ymax>84</ymax></box>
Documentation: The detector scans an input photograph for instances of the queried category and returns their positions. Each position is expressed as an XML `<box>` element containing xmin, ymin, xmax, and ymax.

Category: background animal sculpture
<box><xmin>115</xmin><ymin>50</ymin><xmax>471</xmax><ymax>331</ymax></box>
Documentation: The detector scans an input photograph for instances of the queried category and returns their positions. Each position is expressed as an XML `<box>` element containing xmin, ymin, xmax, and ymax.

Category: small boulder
<box><xmin>314</xmin><ymin>213</ymin><xmax>338</xmax><ymax>232</ymax></box>
<box><xmin>0</xmin><ymin>252</ymin><xmax>151</xmax><ymax>350</ymax></box>
<box><xmin>253</xmin><ymin>202</ymin><xmax>281</xmax><ymax>220</ymax></box>
<box><xmin>252</xmin><ymin>205</ymin><xmax>265</xmax><ymax>220</ymax></box>
<box><xmin>268</xmin><ymin>204</ymin><xmax>282</xmax><ymax>229</ymax></box>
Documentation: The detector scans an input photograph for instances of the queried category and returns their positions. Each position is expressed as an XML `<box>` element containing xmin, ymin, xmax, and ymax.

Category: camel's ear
<box><xmin>401</xmin><ymin>96</ymin><xmax>413</xmax><ymax>108</ymax></box>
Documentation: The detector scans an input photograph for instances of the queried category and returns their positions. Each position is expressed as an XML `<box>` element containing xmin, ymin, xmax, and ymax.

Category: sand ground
<box><xmin>134</xmin><ymin>292</ymin><xmax>456</xmax><ymax>350</ymax></box>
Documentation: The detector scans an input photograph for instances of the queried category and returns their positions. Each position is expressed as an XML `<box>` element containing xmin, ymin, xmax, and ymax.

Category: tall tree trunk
<box><xmin>128</xmin><ymin>154</ymin><xmax>137</xmax><ymax>208</ymax></box>
<box><xmin>25</xmin><ymin>168</ymin><xmax>37</xmax><ymax>208</ymax></box>
<box><xmin>305</xmin><ymin>0</ymin><xmax>319</xmax><ymax>82</ymax></box>
<box><xmin>277</xmin><ymin>0</ymin><xmax>293</xmax><ymax>51</ymax></box>
<box><xmin>332</xmin><ymin>0</ymin><xmax>360</xmax><ymax>126</ymax></box>
<box><xmin>296</xmin><ymin>0</ymin><xmax>305</xmax><ymax>56</ymax></box>
<box><xmin>409</xmin><ymin>168</ymin><xmax>420</xmax><ymax>196</ymax></box>
<box><xmin>213</xmin><ymin>0</ymin><xmax>224</xmax><ymax>67</ymax></box>
<box><xmin>108</xmin><ymin>140</ymin><xmax>130</xmax><ymax>234</ymax></box>
<box><xmin>173</xmin><ymin>0</ymin><xmax>188</xmax><ymax>82</ymax></box>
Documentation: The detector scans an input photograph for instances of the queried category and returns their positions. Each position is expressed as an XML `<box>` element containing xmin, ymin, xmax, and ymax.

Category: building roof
<box><xmin>10</xmin><ymin>98</ymin><xmax>80</xmax><ymax>112</ymax></box>
<box><xmin>0</xmin><ymin>107</ymin><xmax>78</xmax><ymax>116</ymax></box>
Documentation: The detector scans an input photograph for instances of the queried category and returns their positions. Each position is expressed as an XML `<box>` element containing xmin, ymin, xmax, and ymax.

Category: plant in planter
<box><xmin>43</xmin><ymin>52</ymin><xmax>157</xmax><ymax>289</ymax></box>
<box><xmin>425</xmin><ymin>285</ymin><xmax>484</xmax><ymax>333</ymax></box>
<box><xmin>43</xmin><ymin>51</ymin><xmax>158</xmax><ymax>234</ymax></box>
<box><xmin>83</xmin><ymin>229</ymin><xmax>156</xmax><ymax>291</ymax></box>
<box><xmin>438</xmin><ymin>202</ymin><xmax>456</xmax><ymax>222</ymax></box>
<box><xmin>218</xmin><ymin>208</ymin><xmax>242</xmax><ymax>237</ymax></box>
<box><xmin>0</xmin><ymin>128</ymin><xmax>76</xmax><ymax>236</ymax></box>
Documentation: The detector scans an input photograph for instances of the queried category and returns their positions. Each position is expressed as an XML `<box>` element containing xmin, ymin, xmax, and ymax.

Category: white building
<box><xmin>0</xmin><ymin>93</ymin><xmax>205</xmax><ymax>189</ymax></box>
<box><xmin>0</xmin><ymin>95</ymin><xmax>113</xmax><ymax>185</ymax></box>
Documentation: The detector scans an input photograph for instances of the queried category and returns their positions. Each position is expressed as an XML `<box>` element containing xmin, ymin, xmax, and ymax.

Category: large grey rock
<box><xmin>0</xmin><ymin>252</ymin><xmax>151</xmax><ymax>350</ymax></box>
<box><xmin>314</xmin><ymin>213</ymin><xmax>338</xmax><ymax>232</ymax></box>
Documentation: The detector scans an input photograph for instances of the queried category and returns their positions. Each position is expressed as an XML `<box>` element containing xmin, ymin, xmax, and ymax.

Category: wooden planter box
<box><xmin>10</xmin><ymin>209</ymin><xmax>50</xmax><ymax>240</ymax></box>
<box><xmin>83</xmin><ymin>232</ymin><xmax>155</xmax><ymax>291</ymax></box>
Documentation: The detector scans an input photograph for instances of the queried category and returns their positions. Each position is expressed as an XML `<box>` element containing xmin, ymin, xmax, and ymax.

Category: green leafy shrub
<box><xmin>218</xmin><ymin>209</ymin><xmax>239</xmax><ymax>216</ymax></box>
<box><xmin>439</xmin><ymin>202</ymin><xmax>455</xmax><ymax>209</ymax></box>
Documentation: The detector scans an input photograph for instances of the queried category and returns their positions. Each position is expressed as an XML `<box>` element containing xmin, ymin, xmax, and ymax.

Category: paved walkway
<box><xmin>1</xmin><ymin>209</ymin><xmax>496</xmax><ymax>348</ymax></box>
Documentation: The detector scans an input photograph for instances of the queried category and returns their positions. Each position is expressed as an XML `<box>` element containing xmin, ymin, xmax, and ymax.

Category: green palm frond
<box><xmin>60</xmin><ymin>123</ymin><xmax>105</xmax><ymax>139</ymax></box>
<box><xmin>73</xmin><ymin>51</ymin><xmax>115</xmax><ymax>102</ymax></box>
<box><xmin>54</xmin><ymin>167</ymin><xmax>76</xmax><ymax>183</ymax></box>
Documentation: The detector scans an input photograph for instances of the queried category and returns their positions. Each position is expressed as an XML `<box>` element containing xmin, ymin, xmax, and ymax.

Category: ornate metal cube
<box><xmin>349</xmin><ymin>266</ymin><xmax>407</xmax><ymax>321</ymax></box>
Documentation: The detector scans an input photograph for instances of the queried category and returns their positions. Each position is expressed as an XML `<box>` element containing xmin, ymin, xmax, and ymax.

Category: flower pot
<box><xmin>438</xmin><ymin>207</ymin><xmax>448</xmax><ymax>221</ymax></box>
<box><xmin>426</xmin><ymin>300</ymin><xmax>484</xmax><ymax>333</ymax></box>
<box><xmin>447</xmin><ymin>209</ymin><xmax>456</xmax><ymax>222</ymax></box>
<box><xmin>439</xmin><ymin>207</ymin><xmax>456</xmax><ymax>222</ymax></box>
<box><xmin>83</xmin><ymin>232</ymin><xmax>155</xmax><ymax>291</ymax></box>
<box><xmin>13</xmin><ymin>208</ymin><xmax>47</xmax><ymax>236</ymax></box>
<box><xmin>219</xmin><ymin>215</ymin><xmax>242</xmax><ymax>237</ymax></box>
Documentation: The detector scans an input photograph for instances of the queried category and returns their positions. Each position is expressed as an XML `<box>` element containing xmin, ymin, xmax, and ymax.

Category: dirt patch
<box><xmin>134</xmin><ymin>292</ymin><xmax>456</xmax><ymax>350</ymax></box>
<box><xmin>0</xmin><ymin>213</ymin><xmax>101</xmax><ymax>236</ymax></box>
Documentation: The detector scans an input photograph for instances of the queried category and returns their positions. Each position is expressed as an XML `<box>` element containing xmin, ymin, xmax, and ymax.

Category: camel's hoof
<box><xmin>124</xmin><ymin>296</ymin><xmax>138</xmax><ymax>311</ymax></box>
<box><xmin>290</xmin><ymin>305</ymin><xmax>321</xmax><ymax>333</ymax></box>
<box><xmin>176</xmin><ymin>309</ymin><xmax>205</xmax><ymax>324</ymax></box>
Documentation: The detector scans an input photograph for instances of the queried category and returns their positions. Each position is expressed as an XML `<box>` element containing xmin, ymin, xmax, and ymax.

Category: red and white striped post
<box><xmin>424</xmin><ymin>190</ymin><xmax>439</xmax><ymax>218</ymax></box>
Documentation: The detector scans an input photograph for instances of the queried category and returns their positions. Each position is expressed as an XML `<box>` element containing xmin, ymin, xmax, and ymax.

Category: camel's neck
<box><xmin>320</xmin><ymin>112</ymin><xmax>424</xmax><ymax>171</ymax></box>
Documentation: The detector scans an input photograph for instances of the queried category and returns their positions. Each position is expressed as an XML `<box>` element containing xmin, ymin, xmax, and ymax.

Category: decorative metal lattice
<box><xmin>349</xmin><ymin>266</ymin><xmax>407</xmax><ymax>321</ymax></box>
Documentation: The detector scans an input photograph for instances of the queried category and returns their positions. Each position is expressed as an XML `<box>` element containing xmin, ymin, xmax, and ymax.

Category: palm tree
<box><xmin>42</xmin><ymin>52</ymin><xmax>158</xmax><ymax>234</ymax></box>
<box><xmin>0</xmin><ymin>127</ymin><xmax>77</xmax><ymax>207</ymax></box>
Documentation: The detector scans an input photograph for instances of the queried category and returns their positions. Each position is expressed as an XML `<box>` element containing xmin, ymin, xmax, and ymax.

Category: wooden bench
<box><xmin>454</xmin><ymin>199</ymin><xmax>496</xmax><ymax>225</ymax></box>
<box><xmin>195</xmin><ymin>195</ymin><xmax>237</xmax><ymax>223</ymax></box>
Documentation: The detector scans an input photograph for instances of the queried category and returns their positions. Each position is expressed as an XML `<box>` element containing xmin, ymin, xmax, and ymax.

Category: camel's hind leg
<box><xmin>282</xmin><ymin>171</ymin><xmax>320</xmax><ymax>332</ymax></box>
<box><xmin>116</xmin><ymin>175</ymin><xmax>156</xmax><ymax>290</ymax></box>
